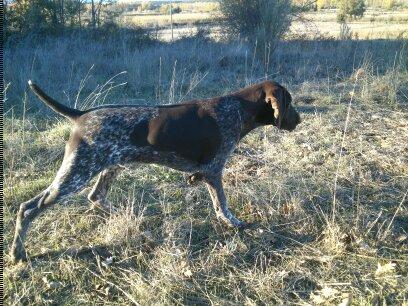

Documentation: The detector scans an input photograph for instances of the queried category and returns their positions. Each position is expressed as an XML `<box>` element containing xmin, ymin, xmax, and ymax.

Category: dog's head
<box><xmin>258</xmin><ymin>81</ymin><xmax>301</xmax><ymax>131</ymax></box>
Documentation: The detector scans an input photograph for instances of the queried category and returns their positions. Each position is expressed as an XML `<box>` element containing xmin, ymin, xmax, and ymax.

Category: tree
<box><xmin>7</xmin><ymin>0</ymin><xmax>59</xmax><ymax>32</ymax></box>
<box><xmin>6</xmin><ymin>0</ymin><xmax>112</xmax><ymax>34</ymax></box>
<box><xmin>91</xmin><ymin>0</ymin><xmax>115</xmax><ymax>28</ymax></box>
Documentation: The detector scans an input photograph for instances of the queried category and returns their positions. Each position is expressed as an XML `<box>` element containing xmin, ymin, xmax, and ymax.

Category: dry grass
<box><xmin>117</xmin><ymin>6</ymin><xmax>408</xmax><ymax>40</ymax></box>
<box><xmin>4</xmin><ymin>33</ymin><xmax>408</xmax><ymax>304</ymax></box>
<box><xmin>120</xmin><ymin>12</ymin><xmax>216</xmax><ymax>28</ymax></box>
<box><xmin>292</xmin><ymin>9</ymin><xmax>408</xmax><ymax>39</ymax></box>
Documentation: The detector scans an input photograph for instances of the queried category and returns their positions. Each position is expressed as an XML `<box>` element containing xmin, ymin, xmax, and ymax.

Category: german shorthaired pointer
<box><xmin>10</xmin><ymin>80</ymin><xmax>301</xmax><ymax>263</ymax></box>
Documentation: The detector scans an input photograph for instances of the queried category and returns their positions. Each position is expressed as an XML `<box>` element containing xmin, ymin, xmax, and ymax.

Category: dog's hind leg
<box><xmin>87</xmin><ymin>165</ymin><xmax>124</xmax><ymax>210</ymax></box>
<box><xmin>204</xmin><ymin>173</ymin><xmax>247</xmax><ymax>228</ymax></box>
<box><xmin>10</xmin><ymin>151</ymin><xmax>98</xmax><ymax>263</ymax></box>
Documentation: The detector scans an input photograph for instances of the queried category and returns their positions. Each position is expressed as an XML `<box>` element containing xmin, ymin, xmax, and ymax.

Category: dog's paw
<box><xmin>10</xmin><ymin>247</ymin><xmax>28</xmax><ymax>264</ymax></box>
<box><xmin>238</xmin><ymin>221</ymin><xmax>260</xmax><ymax>231</ymax></box>
<box><xmin>217</xmin><ymin>215</ymin><xmax>251</xmax><ymax>229</ymax></box>
<box><xmin>232</xmin><ymin>220</ymin><xmax>253</xmax><ymax>230</ymax></box>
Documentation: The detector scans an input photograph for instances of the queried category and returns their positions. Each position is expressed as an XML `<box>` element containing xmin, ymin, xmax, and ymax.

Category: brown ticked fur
<box><xmin>10</xmin><ymin>80</ymin><xmax>301</xmax><ymax>263</ymax></box>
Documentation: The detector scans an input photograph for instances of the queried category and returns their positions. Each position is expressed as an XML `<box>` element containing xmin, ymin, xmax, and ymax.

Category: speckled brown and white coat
<box><xmin>10</xmin><ymin>80</ymin><xmax>301</xmax><ymax>263</ymax></box>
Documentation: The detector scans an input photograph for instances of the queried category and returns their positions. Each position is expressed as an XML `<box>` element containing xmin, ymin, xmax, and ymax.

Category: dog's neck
<box><xmin>231</xmin><ymin>85</ymin><xmax>274</xmax><ymax>121</ymax></box>
<box><xmin>235</xmin><ymin>98</ymin><xmax>275</xmax><ymax>138</ymax></box>
<box><xmin>231</xmin><ymin>85</ymin><xmax>264</xmax><ymax>103</ymax></box>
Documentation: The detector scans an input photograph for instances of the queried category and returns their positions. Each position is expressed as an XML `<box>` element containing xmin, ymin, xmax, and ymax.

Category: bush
<box><xmin>292</xmin><ymin>1</ymin><xmax>318</xmax><ymax>12</ymax></box>
<box><xmin>6</xmin><ymin>0</ymin><xmax>68</xmax><ymax>33</ymax></box>
<box><xmin>316</xmin><ymin>0</ymin><xmax>337</xmax><ymax>9</ymax></box>
<box><xmin>219</xmin><ymin>0</ymin><xmax>292</xmax><ymax>52</ymax></box>
<box><xmin>384</xmin><ymin>0</ymin><xmax>396</xmax><ymax>10</ymax></box>
<box><xmin>5</xmin><ymin>0</ymin><xmax>86</xmax><ymax>33</ymax></box>
<box><xmin>339</xmin><ymin>22</ymin><xmax>352</xmax><ymax>39</ymax></box>
<box><xmin>173</xmin><ymin>6</ymin><xmax>182</xmax><ymax>14</ymax></box>
<box><xmin>337</xmin><ymin>11</ymin><xmax>346</xmax><ymax>22</ymax></box>
<box><xmin>139</xmin><ymin>1</ymin><xmax>153</xmax><ymax>12</ymax></box>
<box><xmin>337</xmin><ymin>0</ymin><xmax>366</xmax><ymax>20</ymax></box>
<box><xmin>5</xmin><ymin>0</ymin><xmax>115</xmax><ymax>34</ymax></box>
<box><xmin>159</xmin><ymin>4</ymin><xmax>181</xmax><ymax>15</ymax></box>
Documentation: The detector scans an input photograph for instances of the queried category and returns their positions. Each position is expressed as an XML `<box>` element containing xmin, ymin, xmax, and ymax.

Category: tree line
<box><xmin>4</xmin><ymin>0</ymin><xmax>116</xmax><ymax>34</ymax></box>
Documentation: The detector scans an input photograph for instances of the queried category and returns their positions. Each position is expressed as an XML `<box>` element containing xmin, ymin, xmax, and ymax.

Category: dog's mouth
<box><xmin>284</xmin><ymin>125</ymin><xmax>298</xmax><ymax>132</ymax></box>
<box><xmin>280</xmin><ymin>112</ymin><xmax>301</xmax><ymax>132</ymax></box>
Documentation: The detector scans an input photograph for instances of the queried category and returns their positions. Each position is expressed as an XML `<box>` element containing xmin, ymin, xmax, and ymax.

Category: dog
<box><xmin>10</xmin><ymin>80</ymin><xmax>301</xmax><ymax>263</ymax></box>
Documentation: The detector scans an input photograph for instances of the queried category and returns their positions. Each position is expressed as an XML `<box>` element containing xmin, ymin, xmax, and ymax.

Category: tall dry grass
<box><xmin>5</xmin><ymin>32</ymin><xmax>407</xmax><ymax>115</ymax></box>
<box><xmin>4</xmin><ymin>33</ymin><xmax>408</xmax><ymax>304</ymax></box>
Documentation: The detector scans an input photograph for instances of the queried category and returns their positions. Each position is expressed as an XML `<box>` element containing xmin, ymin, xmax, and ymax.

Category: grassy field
<box><xmin>292</xmin><ymin>9</ymin><xmax>408</xmax><ymax>39</ymax></box>
<box><xmin>4</xmin><ymin>19</ymin><xmax>408</xmax><ymax>306</ymax></box>
<box><xmin>119</xmin><ymin>7</ymin><xmax>408</xmax><ymax>40</ymax></box>
<box><xmin>121</xmin><ymin>11</ymin><xmax>215</xmax><ymax>27</ymax></box>
<box><xmin>119</xmin><ymin>1</ymin><xmax>218</xmax><ymax>27</ymax></box>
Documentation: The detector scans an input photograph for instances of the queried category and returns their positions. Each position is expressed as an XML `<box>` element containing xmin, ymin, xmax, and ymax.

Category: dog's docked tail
<box><xmin>28</xmin><ymin>80</ymin><xmax>84</xmax><ymax>121</ymax></box>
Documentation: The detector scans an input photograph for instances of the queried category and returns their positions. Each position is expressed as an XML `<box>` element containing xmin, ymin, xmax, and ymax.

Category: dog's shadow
<box><xmin>31</xmin><ymin>244</ymin><xmax>115</xmax><ymax>262</ymax></box>
<box><xmin>28</xmin><ymin>218</ymin><xmax>315</xmax><ymax>263</ymax></box>
<box><xmin>23</xmin><ymin>218</ymin><xmax>318</xmax><ymax>303</ymax></box>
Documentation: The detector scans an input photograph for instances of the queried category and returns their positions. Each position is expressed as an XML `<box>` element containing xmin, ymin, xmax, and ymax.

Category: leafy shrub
<box><xmin>5</xmin><ymin>0</ymin><xmax>115</xmax><ymax>34</ymax></box>
<box><xmin>6</xmin><ymin>0</ymin><xmax>69</xmax><ymax>33</ymax></box>
<box><xmin>219</xmin><ymin>0</ymin><xmax>292</xmax><ymax>52</ymax></box>
<box><xmin>90</xmin><ymin>23</ymin><xmax>155</xmax><ymax>48</ymax></box>
<box><xmin>337</xmin><ymin>0</ymin><xmax>366</xmax><ymax>20</ymax></box>
<box><xmin>316</xmin><ymin>0</ymin><xmax>337</xmax><ymax>9</ymax></box>
<box><xmin>337</xmin><ymin>11</ymin><xmax>347</xmax><ymax>22</ymax></box>
<box><xmin>139</xmin><ymin>1</ymin><xmax>153</xmax><ymax>12</ymax></box>
<box><xmin>159</xmin><ymin>4</ymin><xmax>181</xmax><ymax>15</ymax></box>
<box><xmin>339</xmin><ymin>22</ymin><xmax>352</xmax><ymax>39</ymax></box>
<box><xmin>384</xmin><ymin>0</ymin><xmax>396</xmax><ymax>10</ymax></box>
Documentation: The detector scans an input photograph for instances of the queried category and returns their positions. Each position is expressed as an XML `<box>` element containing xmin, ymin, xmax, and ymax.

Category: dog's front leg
<box><xmin>204</xmin><ymin>173</ymin><xmax>247</xmax><ymax>228</ymax></box>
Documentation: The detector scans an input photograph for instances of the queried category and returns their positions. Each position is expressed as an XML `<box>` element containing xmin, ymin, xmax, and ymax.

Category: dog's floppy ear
<box><xmin>262</xmin><ymin>86</ymin><xmax>284</xmax><ymax>127</ymax></box>
<box><xmin>269</xmin><ymin>95</ymin><xmax>280</xmax><ymax>119</ymax></box>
